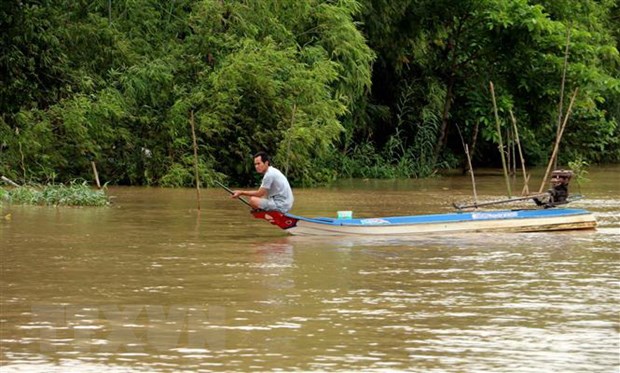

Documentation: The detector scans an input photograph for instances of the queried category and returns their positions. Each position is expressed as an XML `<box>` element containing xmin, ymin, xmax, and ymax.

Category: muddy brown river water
<box><xmin>1</xmin><ymin>166</ymin><xmax>619</xmax><ymax>372</ymax></box>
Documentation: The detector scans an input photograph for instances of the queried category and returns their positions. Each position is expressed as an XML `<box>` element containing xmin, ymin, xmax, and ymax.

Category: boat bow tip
<box><xmin>251</xmin><ymin>210</ymin><xmax>298</xmax><ymax>230</ymax></box>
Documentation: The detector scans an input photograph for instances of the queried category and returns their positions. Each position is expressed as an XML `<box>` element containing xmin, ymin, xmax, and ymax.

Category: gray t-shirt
<box><xmin>260</xmin><ymin>166</ymin><xmax>294</xmax><ymax>212</ymax></box>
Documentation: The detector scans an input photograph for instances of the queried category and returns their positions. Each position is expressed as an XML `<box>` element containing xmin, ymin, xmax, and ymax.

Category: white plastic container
<box><xmin>337</xmin><ymin>210</ymin><xmax>353</xmax><ymax>219</ymax></box>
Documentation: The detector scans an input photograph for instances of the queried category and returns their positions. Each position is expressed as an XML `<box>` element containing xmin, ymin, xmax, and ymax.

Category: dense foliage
<box><xmin>1</xmin><ymin>0</ymin><xmax>618</xmax><ymax>186</ymax></box>
<box><xmin>1</xmin><ymin>182</ymin><xmax>109</xmax><ymax>206</ymax></box>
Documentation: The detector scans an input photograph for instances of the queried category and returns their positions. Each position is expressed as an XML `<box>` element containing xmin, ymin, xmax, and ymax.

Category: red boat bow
<box><xmin>251</xmin><ymin>210</ymin><xmax>298</xmax><ymax>230</ymax></box>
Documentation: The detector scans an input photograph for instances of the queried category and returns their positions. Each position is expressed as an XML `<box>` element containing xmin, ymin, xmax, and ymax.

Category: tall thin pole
<box><xmin>539</xmin><ymin>88</ymin><xmax>579</xmax><ymax>193</ymax></box>
<box><xmin>454</xmin><ymin>123</ymin><xmax>478</xmax><ymax>205</ymax></box>
<box><xmin>464</xmin><ymin>144</ymin><xmax>478</xmax><ymax>206</ymax></box>
<box><xmin>509</xmin><ymin>110</ymin><xmax>529</xmax><ymax>195</ymax></box>
<box><xmin>91</xmin><ymin>161</ymin><xmax>101</xmax><ymax>189</ymax></box>
<box><xmin>490</xmin><ymin>81</ymin><xmax>512</xmax><ymax>197</ymax></box>
<box><xmin>512</xmin><ymin>125</ymin><xmax>516</xmax><ymax>175</ymax></box>
<box><xmin>555</xmin><ymin>26</ymin><xmax>571</xmax><ymax>170</ymax></box>
<box><xmin>506</xmin><ymin>126</ymin><xmax>512</xmax><ymax>175</ymax></box>
<box><xmin>190</xmin><ymin>110</ymin><xmax>201</xmax><ymax>210</ymax></box>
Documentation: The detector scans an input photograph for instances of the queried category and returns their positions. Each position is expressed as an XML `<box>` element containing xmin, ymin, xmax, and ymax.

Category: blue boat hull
<box><xmin>252</xmin><ymin>208</ymin><xmax>597</xmax><ymax>236</ymax></box>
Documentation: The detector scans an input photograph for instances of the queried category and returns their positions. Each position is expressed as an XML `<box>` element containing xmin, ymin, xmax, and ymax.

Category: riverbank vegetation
<box><xmin>1</xmin><ymin>0</ymin><xmax>618</xmax><ymax>187</ymax></box>
<box><xmin>1</xmin><ymin>182</ymin><xmax>109</xmax><ymax>206</ymax></box>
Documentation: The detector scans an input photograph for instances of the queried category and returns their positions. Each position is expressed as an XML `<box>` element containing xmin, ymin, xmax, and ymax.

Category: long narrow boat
<box><xmin>251</xmin><ymin>208</ymin><xmax>596</xmax><ymax>236</ymax></box>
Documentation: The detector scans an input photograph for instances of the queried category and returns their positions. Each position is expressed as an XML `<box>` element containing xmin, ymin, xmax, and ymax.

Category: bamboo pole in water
<box><xmin>511</xmin><ymin>126</ymin><xmax>517</xmax><ymax>176</ymax></box>
<box><xmin>464</xmin><ymin>144</ymin><xmax>478</xmax><ymax>206</ymax></box>
<box><xmin>539</xmin><ymin>88</ymin><xmax>579</xmax><ymax>193</ymax></box>
<box><xmin>506</xmin><ymin>126</ymin><xmax>512</xmax><ymax>176</ymax></box>
<box><xmin>555</xmin><ymin>26</ymin><xmax>572</xmax><ymax>170</ymax></box>
<box><xmin>510</xmin><ymin>110</ymin><xmax>529</xmax><ymax>195</ymax></box>
<box><xmin>190</xmin><ymin>110</ymin><xmax>201</xmax><ymax>211</ymax></box>
<box><xmin>490</xmin><ymin>81</ymin><xmax>512</xmax><ymax>197</ymax></box>
<box><xmin>91</xmin><ymin>161</ymin><xmax>101</xmax><ymax>189</ymax></box>
<box><xmin>454</xmin><ymin>123</ymin><xmax>478</xmax><ymax>206</ymax></box>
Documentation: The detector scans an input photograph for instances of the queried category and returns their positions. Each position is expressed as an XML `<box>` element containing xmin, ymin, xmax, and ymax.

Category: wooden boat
<box><xmin>216</xmin><ymin>172</ymin><xmax>596</xmax><ymax>236</ymax></box>
<box><xmin>251</xmin><ymin>208</ymin><xmax>597</xmax><ymax>236</ymax></box>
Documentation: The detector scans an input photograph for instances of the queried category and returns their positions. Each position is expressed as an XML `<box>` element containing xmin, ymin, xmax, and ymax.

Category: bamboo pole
<box><xmin>555</xmin><ymin>26</ymin><xmax>572</xmax><ymax>170</ymax></box>
<box><xmin>91</xmin><ymin>161</ymin><xmax>101</xmax><ymax>189</ymax></box>
<box><xmin>511</xmin><ymin>126</ymin><xmax>517</xmax><ymax>176</ymax></box>
<box><xmin>453</xmin><ymin>123</ymin><xmax>478</xmax><ymax>204</ymax></box>
<box><xmin>539</xmin><ymin>88</ymin><xmax>579</xmax><ymax>193</ymax></box>
<box><xmin>1</xmin><ymin>176</ymin><xmax>20</xmax><ymax>187</ymax></box>
<box><xmin>509</xmin><ymin>110</ymin><xmax>529</xmax><ymax>195</ymax></box>
<box><xmin>489</xmin><ymin>81</ymin><xmax>512</xmax><ymax>197</ymax></box>
<box><xmin>190</xmin><ymin>110</ymin><xmax>201</xmax><ymax>211</ymax></box>
<box><xmin>506</xmin><ymin>126</ymin><xmax>512</xmax><ymax>176</ymax></box>
<box><xmin>464</xmin><ymin>144</ymin><xmax>478</xmax><ymax>205</ymax></box>
<box><xmin>522</xmin><ymin>174</ymin><xmax>531</xmax><ymax>196</ymax></box>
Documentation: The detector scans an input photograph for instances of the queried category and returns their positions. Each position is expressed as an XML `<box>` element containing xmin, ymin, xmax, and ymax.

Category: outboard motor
<box><xmin>534</xmin><ymin>169</ymin><xmax>573</xmax><ymax>208</ymax></box>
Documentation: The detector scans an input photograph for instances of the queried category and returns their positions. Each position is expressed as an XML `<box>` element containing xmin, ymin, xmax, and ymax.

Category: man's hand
<box><xmin>231</xmin><ymin>190</ymin><xmax>243</xmax><ymax>199</ymax></box>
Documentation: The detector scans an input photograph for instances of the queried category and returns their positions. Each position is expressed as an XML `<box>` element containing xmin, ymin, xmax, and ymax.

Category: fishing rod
<box><xmin>214</xmin><ymin>180</ymin><xmax>253</xmax><ymax>208</ymax></box>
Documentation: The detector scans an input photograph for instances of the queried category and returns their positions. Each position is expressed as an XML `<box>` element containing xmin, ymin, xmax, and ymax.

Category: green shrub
<box><xmin>4</xmin><ymin>182</ymin><xmax>109</xmax><ymax>206</ymax></box>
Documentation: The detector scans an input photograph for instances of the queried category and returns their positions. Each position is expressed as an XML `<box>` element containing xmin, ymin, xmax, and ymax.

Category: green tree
<box><xmin>168</xmin><ymin>0</ymin><xmax>374</xmax><ymax>186</ymax></box>
<box><xmin>359</xmin><ymin>0</ymin><xmax>619</xmax><ymax>171</ymax></box>
<box><xmin>1</xmin><ymin>0</ymin><xmax>617</xmax><ymax>187</ymax></box>
<box><xmin>1</xmin><ymin>0</ymin><xmax>374</xmax><ymax>186</ymax></box>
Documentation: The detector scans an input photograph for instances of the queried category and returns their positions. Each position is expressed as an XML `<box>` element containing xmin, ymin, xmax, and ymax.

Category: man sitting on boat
<box><xmin>534</xmin><ymin>170</ymin><xmax>572</xmax><ymax>208</ymax></box>
<box><xmin>231</xmin><ymin>151</ymin><xmax>294</xmax><ymax>213</ymax></box>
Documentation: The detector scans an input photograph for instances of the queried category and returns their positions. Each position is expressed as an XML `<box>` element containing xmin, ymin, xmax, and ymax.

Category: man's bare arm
<box><xmin>232</xmin><ymin>187</ymin><xmax>268</xmax><ymax>199</ymax></box>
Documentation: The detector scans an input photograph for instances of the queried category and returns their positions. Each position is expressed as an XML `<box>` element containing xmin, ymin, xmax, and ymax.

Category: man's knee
<box><xmin>249</xmin><ymin>197</ymin><xmax>262</xmax><ymax>209</ymax></box>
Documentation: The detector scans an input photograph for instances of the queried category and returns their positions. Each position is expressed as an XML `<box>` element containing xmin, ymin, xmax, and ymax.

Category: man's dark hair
<box><xmin>253</xmin><ymin>151</ymin><xmax>271</xmax><ymax>164</ymax></box>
